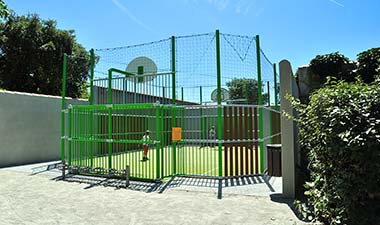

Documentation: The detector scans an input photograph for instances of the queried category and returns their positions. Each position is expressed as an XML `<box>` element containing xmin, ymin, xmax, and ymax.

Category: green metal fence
<box><xmin>61</xmin><ymin>30</ymin><xmax>281</xmax><ymax>181</ymax></box>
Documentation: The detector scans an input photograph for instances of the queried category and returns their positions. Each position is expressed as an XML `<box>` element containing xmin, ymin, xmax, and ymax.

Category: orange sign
<box><xmin>172</xmin><ymin>127</ymin><xmax>182</xmax><ymax>141</ymax></box>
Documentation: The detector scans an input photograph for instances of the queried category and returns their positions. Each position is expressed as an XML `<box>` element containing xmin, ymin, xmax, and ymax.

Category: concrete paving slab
<box><xmin>0</xmin><ymin>162</ymin><xmax>311</xmax><ymax>225</ymax></box>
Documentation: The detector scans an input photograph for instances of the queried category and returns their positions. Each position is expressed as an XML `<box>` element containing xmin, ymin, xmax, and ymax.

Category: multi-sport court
<box><xmin>61</xmin><ymin>30</ymin><xmax>281</xmax><ymax>182</ymax></box>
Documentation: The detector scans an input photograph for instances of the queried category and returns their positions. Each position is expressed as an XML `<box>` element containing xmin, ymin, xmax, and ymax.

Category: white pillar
<box><xmin>280</xmin><ymin>60</ymin><xmax>299</xmax><ymax>198</ymax></box>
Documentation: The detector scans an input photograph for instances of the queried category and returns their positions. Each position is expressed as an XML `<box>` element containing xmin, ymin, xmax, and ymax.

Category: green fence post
<box><xmin>68</xmin><ymin>104</ymin><xmax>72</xmax><ymax>166</ymax></box>
<box><xmin>107</xmin><ymin>70</ymin><xmax>113</xmax><ymax>171</ymax></box>
<box><xmin>267</xmin><ymin>81</ymin><xmax>270</xmax><ymax>107</ymax></box>
<box><xmin>273</xmin><ymin>63</ymin><xmax>279</xmax><ymax>111</ymax></box>
<box><xmin>256</xmin><ymin>35</ymin><xmax>265</xmax><ymax>173</ymax></box>
<box><xmin>200</xmin><ymin>86</ymin><xmax>204</xmax><ymax>139</ymax></box>
<box><xmin>171</xmin><ymin>36</ymin><xmax>176</xmax><ymax>105</ymax></box>
<box><xmin>108</xmin><ymin>70</ymin><xmax>113</xmax><ymax>105</ymax></box>
<box><xmin>108</xmin><ymin>106</ymin><xmax>112</xmax><ymax>172</ymax></box>
<box><xmin>89</xmin><ymin>49</ymin><xmax>95</xmax><ymax>167</ymax></box>
<box><xmin>245</xmin><ymin>82</ymin><xmax>249</xmax><ymax>104</ymax></box>
<box><xmin>216</xmin><ymin>29</ymin><xmax>223</xmax><ymax>177</ymax></box>
<box><xmin>273</xmin><ymin>63</ymin><xmax>279</xmax><ymax>143</ymax></box>
<box><xmin>171</xmin><ymin>35</ymin><xmax>177</xmax><ymax>175</ymax></box>
<box><xmin>61</xmin><ymin>53</ymin><xmax>67</xmax><ymax>164</ymax></box>
<box><xmin>156</xmin><ymin>106</ymin><xmax>160</xmax><ymax>179</ymax></box>
<box><xmin>89</xmin><ymin>49</ymin><xmax>95</xmax><ymax>105</ymax></box>
<box><xmin>268</xmin><ymin>81</ymin><xmax>273</xmax><ymax>144</ymax></box>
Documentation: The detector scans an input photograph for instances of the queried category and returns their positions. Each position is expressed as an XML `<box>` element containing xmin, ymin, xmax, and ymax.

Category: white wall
<box><xmin>0</xmin><ymin>91</ymin><xmax>87</xmax><ymax>167</ymax></box>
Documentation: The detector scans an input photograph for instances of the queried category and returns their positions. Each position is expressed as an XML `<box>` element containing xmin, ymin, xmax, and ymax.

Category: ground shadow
<box><xmin>269</xmin><ymin>193</ymin><xmax>310</xmax><ymax>223</ymax></box>
<box><xmin>51</xmin><ymin>172</ymin><xmax>279</xmax><ymax>200</ymax></box>
<box><xmin>52</xmin><ymin>174</ymin><xmax>165</xmax><ymax>193</ymax></box>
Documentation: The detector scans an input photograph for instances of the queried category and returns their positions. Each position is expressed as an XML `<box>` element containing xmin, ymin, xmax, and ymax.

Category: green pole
<box><xmin>68</xmin><ymin>105</ymin><xmax>72</xmax><ymax>165</ymax></box>
<box><xmin>171</xmin><ymin>36</ymin><xmax>177</xmax><ymax>175</ymax></box>
<box><xmin>171</xmin><ymin>36</ymin><xmax>176</xmax><ymax>104</ymax></box>
<box><xmin>108</xmin><ymin>70</ymin><xmax>113</xmax><ymax>104</ymax></box>
<box><xmin>267</xmin><ymin>81</ymin><xmax>270</xmax><ymax>107</ymax></box>
<box><xmin>108</xmin><ymin>106</ymin><xmax>112</xmax><ymax>171</ymax></box>
<box><xmin>273</xmin><ymin>63</ymin><xmax>279</xmax><ymax>143</ymax></box>
<box><xmin>89</xmin><ymin>49</ymin><xmax>95</xmax><ymax>105</ymax></box>
<box><xmin>156</xmin><ymin>106</ymin><xmax>160</xmax><ymax>179</ymax></box>
<box><xmin>273</xmin><ymin>63</ymin><xmax>279</xmax><ymax>111</ymax></box>
<box><xmin>245</xmin><ymin>82</ymin><xmax>249</xmax><ymax>104</ymax></box>
<box><xmin>268</xmin><ymin>81</ymin><xmax>273</xmax><ymax>144</ymax></box>
<box><xmin>256</xmin><ymin>35</ymin><xmax>265</xmax><ymax>173</ymax></box>
<box><xmin>61</xmin><ymin>53</ymin><xmax>67</xmax><ymax>163</ymax></box>
<box><xmin>200</xmin><ymin>86</ymin><xmax>203</xmax><ymax>138</ymax></box>
<box><xmin>216</xmin><ymin>29</ymin><xmax>223</xmax><ymax>177</ymax></box>
<box><xmin>107</xmin><ymin>70</ymin><xmax>112</xmax><ymax>171</ymax></box>
<box><xmin>89</xmin><ymin>49</ymin><xmax>95</xmax><ymax>167</ymax></box>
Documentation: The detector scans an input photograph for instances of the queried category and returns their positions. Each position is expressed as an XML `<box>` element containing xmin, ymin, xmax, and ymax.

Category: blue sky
<box><xmin>7</xmin><ymin>0</ymin><xmax>380</xmax><ymax>69</ymax></box>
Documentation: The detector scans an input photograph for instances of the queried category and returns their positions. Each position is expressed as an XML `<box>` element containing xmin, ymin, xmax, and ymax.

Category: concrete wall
<box><xmin>0</xmin><ymin>91</ymin><xmax>87</xmax><ymax>168</ymax></box>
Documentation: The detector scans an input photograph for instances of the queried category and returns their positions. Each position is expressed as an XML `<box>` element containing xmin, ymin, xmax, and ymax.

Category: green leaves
<box><xmin>357</xmin><ymin>48</ymin><xmax>380</xmax><ymax>83</ymax></box>
<box><xmin>0</xmin><ymin>0</ymin><xmax>10</xmax><ymax>20</ymax></box>
<box><xmin>0</xmin><ymin>13</ymin><xmax>89</xmax><ymax>97</ymax></box>
<box><xmin>226</xmin><ymin>78</ymin><xmax>269</xmax><ymax>104</ymax></box>
<box><xmin>293</xmin><ymin>80</ymin><xmax>380</xmax><ymax>225</ymax></box>
<box><xmin>309</xmin><ymin>52</ymin><xmax>355</xmax><ymax>83</ymax></box>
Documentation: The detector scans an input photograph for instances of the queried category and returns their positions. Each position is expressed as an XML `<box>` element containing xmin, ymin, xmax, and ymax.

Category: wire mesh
<box><xmin>89</xmin><ymin>31</ymin><xmax>278</xmax><ymax>108</ymax></box>
<box><xmin>260</xmin><ymin>49</ymin><xmax>276</xmax><ymax>106</ymax></box>
<box><xmin>175</xmin><ymin>32</ymin><xmax>217</xmax><ymax>105</ymax></box>
<box><xmin>93</xmin><ymin>39</ymin><xmax>172</xmax><ymax>104</ymax></box>
<box><xmin>220</xmin><ymin>33</ymin><xmax>258</xmax><ymax>105</ymax></box>
<box><xmin>63</xmin><ymin>31</ymin><xmax>281</xmax><ymax>179</ymax></box>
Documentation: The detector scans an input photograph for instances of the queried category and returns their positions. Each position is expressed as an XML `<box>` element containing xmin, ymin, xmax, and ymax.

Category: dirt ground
<box><xmin>0</xmin><ymin>166</ymin><xmax>309</xmax><ymax>225</ymax></box>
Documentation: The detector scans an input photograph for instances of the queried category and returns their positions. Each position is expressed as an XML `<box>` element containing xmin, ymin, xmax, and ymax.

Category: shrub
<box><xmin>309</xmin><ymin>52</ymin><xmax>356</xmax><ymax>83</ymax></box>
<box><xmin>293</xmin><ymin>79</ymin><xmax>380</xmax><ymax>225</ymax></box>
<box><xmin>357</xmin><ymin>48</ymin><xmax>380</xmax><ymax>83</ymax></box>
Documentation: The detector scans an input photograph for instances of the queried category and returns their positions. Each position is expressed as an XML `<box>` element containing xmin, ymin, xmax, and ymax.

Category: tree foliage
<box><xmin>226</xmin><ymin>78</ymin><xmax>268</xmax><ymax>104</ymax></box>
<box><xmin>0</xmin><ymin>13</ymin><xmax>89</xmax><ymax>97</ymax></box>
<box><xmin>293</xmin><ymin>79</ymin><xmax>380</xmax><ymax>225</ymax></box>
<box><xmin>0</xmin><ymin>0</ymin><xmax>10</xmax><ymax>19</ymax></box>
<box><xmin>309</xmin><ymin>52</ymin><xmax>356</xmax><ymax>83</ymax></box>
<box><xmin>357</xmin><ymin>47</ymin><xmax>380</xmax><ymax>83</ymax></box>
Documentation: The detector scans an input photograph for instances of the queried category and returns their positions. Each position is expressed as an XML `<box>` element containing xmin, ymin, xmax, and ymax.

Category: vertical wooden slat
<box><xmin>254</xmin><ymin>107</ymin><xmax>259</xmax><ymax>174</ymax></box>
<box><xmin>233</xmin><ymin>106</ymin><xmax>239</xmax><ymax>176</ymax></box>
<box><xmin>239</xmin><ymin>106</ymin><xmax>244</xmax><ymax>175</ymax></box>
<box><xmin>244</xmin><ymin>107</ymin><xmax>249</xmax><ymax>175</ymax></box>
<box><xmin>229</xmin><ymin>107</ymin><xmax>233</xmax><ymax>176</ymax></box>
<box><xmin>249</xmin><ymin>107</ymin><xmax>254</xmax><ymax>174</ymax></box>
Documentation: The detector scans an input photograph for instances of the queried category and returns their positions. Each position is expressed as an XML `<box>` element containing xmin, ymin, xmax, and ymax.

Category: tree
<box><xmin>357</xmin><ymin>47</ymin><xmax>380</xmax><ymax>83</ymax></box>
<box><xmin>0</xmin><ymin>0</ymin><xmax>10</xmax><ymax>19</ymax></box>
<box><xmin>226</xmin><ymin>78</ymin><xmax>268</xmax><ymax>105</ymax></box>
<box><xmin>0</xmin><ymin>13</ymin><xmax>89</xmax><ymax>97</ymax></box>
<box><xmin>309</xmin><ymin>52</ymin><xmax>356</xmax><ymax>83</ymax></box>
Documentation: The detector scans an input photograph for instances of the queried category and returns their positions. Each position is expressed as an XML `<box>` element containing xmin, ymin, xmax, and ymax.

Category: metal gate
<box><xmin>62</xmin><ymin>103</ymin><xmax>280</xmax><ymax>181</ymax></box>
<box><xmin>63</xmin><ymin>103</ymin><xmax>183</xmax><ymax>181</ymax></box>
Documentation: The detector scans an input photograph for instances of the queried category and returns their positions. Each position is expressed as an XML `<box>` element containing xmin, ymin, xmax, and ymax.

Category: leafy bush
<box><xmin>293</xmin><ymin>79</ymin><xmax>380</xmax><ymax>225</ymax></box>
<box><xmin>226</xmin><ymin>78</ymin><xmax>268</xmax><ymax>104</ymax></box>
<box><xmin>309</xmin><ymin>52</ymin><xmax>356</xmax><ymax>83</ymax></box>
<box><xmin>357</xmin><ymin>48</ymin><xmax>380</xmax><ymax>83</ymax></box>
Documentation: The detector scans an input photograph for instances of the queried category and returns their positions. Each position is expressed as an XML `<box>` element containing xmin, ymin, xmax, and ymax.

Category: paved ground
<box><xmin>0</xmin><ymin>162</ymin><xmax>310</xmax><ymax>225</ymax></box>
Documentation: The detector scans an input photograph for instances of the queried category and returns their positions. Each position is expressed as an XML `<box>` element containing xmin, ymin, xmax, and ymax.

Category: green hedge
<box><xmin>294</xmin><ymin>79</ymin><xmax>380</xmax><ymax>225</ymax></box>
